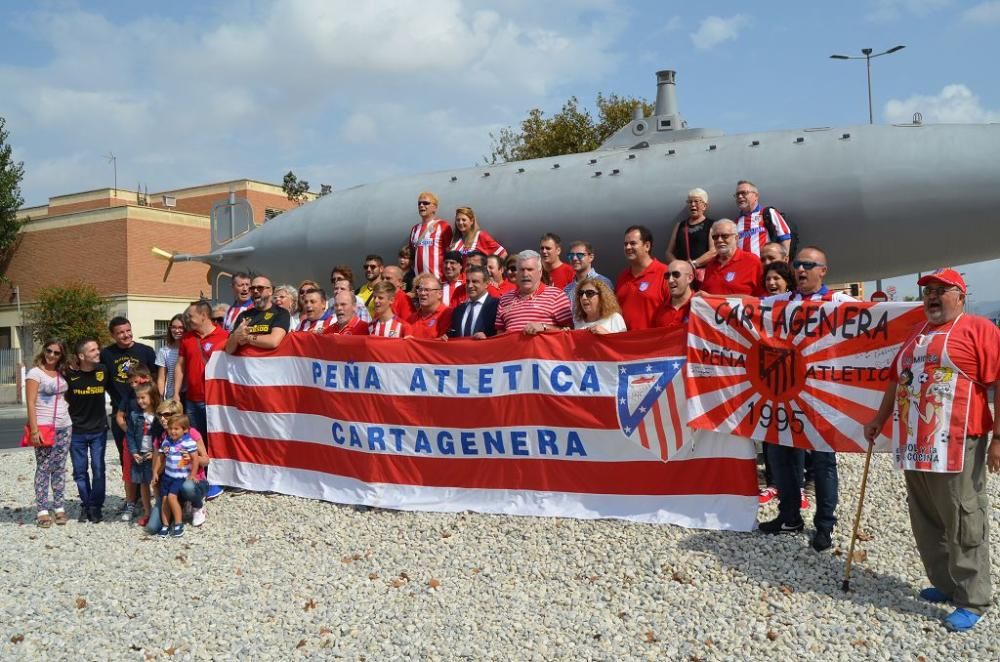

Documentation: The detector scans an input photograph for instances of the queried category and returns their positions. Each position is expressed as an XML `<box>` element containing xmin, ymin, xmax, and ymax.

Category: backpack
<box><xmin>761</xmin><ymin>206</ymin><xmax>799</xmax><ymax>257</ymax></box>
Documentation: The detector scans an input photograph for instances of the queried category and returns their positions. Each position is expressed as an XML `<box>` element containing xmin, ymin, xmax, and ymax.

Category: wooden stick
<box><xmin>842</xmin><ymin>441</ymin><xmax>875</xmax><ymax>592</ymax></box>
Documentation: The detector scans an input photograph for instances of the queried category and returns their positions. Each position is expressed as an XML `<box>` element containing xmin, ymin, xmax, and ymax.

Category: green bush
<box><xmin>26</xmin><ymin>282</ymin><xmax>110</xmax><ymax>349</ymax></box>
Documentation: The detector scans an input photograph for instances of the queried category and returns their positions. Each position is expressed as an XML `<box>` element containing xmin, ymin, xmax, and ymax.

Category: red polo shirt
<box><xmin>324</xmin><ymin>317</ymin><xmax>369</xmax><ymax>336</ymax></box>
<box><xmin>178</xmin><ymin>325</ymin><xmax>229</xmax><ymax>403</ymax></box>
<box><xmin>407</xmin><ymin>305</ymin><xmax>453</xmax><ymax>339</ymax></box>
<box><xmin>701</xmin><ymin>249</ymin><xmax>765</xmax><ymax>296</ymax></box>
<box><xmin>615</xmin><ymin>259</ymin><xmax>670</xmax><ymax>331</ymax></box>
<box><xmin>652</xmin><ymin>297</ymin><xmax>692</xmax><ymax>331</ymax></box>
<box><xmin>495</xmin><ymin>283</ymin><xmax>573</xmax><ymax>333</ymax></box>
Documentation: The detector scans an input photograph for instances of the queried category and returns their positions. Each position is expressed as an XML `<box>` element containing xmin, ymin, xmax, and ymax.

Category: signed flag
<box><xmin>206</xmin><ymin>328</ymin><xmax>759</xmax><ymax>530</ymax></box>
<box><xmin>685</xmin><ymin>296</ymin><xmax>925</xmax><ymax>452</ymax></box>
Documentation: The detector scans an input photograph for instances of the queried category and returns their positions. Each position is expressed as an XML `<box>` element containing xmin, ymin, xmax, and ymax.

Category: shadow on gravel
<box><xmin>0</xmin><ymin>495</ymin><xmax>130</xmax><ymax>525</ymax></box>
<box><xmin>679</xmin><ymin>530</ymin><xmax>949</xmax><ymax>620</ymax></box>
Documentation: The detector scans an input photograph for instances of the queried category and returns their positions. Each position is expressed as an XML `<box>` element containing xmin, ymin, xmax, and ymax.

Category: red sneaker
<box><xmin>758</xmin><ymin>486</ymin><xmax>778</xmax><ymax>505</ymax></box>
<box><xmin>800</xmin><ymin>489</ymin><xmax>810</xmax><ymax>510</ymax></box>
<box><xmin>137</xmin><ymin>516</ymin><xmax>149</xmax><ymax>527</ymax></box>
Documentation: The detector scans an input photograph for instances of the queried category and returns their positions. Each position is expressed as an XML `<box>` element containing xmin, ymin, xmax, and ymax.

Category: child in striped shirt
<box><xmin>151</xmin><ymin>414</ymin><xmax>199</xmax><ymax>538</ymax></box>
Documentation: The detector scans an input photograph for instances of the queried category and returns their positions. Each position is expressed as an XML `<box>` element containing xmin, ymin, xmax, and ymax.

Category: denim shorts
<box><xmin>159</xmin><ymin>475</ymin><xmax>186</xmax><ymax>497</ymax></box>
<box><xmin>130</xmin><ymin>459</ymin><xmax>153</xmax><ymax>484</ymax></box>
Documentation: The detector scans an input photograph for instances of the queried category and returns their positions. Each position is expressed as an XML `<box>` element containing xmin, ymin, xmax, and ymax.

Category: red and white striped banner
<box><xmin>685</xmin><ymin>296</ymin><xmax>925</xmax><ymax>452</ymax></box>
<box><xmin>205</xmin><ymin>329</ymin><xmax>759</xmax><ymax>530</ymax></box>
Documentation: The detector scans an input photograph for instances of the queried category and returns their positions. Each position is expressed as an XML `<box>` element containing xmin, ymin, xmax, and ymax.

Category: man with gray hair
<box><xmin>495</xmin><ymin>250</ymin><xmax>573</xmax><ymax>335</ymax></box>
<box><xmin>700</xmin><ymin>219</ymin><xmax>764</xmax><ymax>296</ymax></box>
<box><xmin>760</xmin><ymin>241</ymin><xmax>788</xmax><ymax>266</ymax></box>
<box><xmin>734</xmin><ymin>180</ymin><xmax>792</xmax><ymax>259</ymax></box>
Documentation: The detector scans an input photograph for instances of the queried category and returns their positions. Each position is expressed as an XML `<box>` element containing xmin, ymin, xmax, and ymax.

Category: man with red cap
<box><xmin>866</xmin><ymin>268</ymin><xmax>1000</xmax><ymax>632</ymax></box>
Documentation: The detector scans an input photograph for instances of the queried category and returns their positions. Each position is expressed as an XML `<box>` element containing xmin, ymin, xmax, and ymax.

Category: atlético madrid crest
<box><xmin>616</xmin><ymin>359</ymin><xmax>688</xmax><ymax>461</ymax></box>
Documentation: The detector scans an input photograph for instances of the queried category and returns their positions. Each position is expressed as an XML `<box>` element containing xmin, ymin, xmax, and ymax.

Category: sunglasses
<box><xmin>711</xmin><ymin>233</ymin><xmax>736</xmax><ymax>241</ymax></box>
<box><xmin>250</xmin><ymin>285</ymin><xmax>271</xmax><ymax>291</ymax></box>
<box><xmin>212</xmin><ymin>316</ymin><xmax>224</xmax><ymax>323</ymax></box>
<box><xmin>417</xmin><ymin>200</ymin><xmax>433</xmax><ymax>206</ymax></box>
<box><xmin>578</xmin><ymin>290</ymin><xmax>600</xmax><ymax>298</ymax></box>
<box><xmin>666</xmin><ymin>271</ymin><xmax>686</xmax><ymax>279</ymax></box>
<box><xmin>792</xmin><ymin>260</ymin><xmax>825</xmax><ymax>270</ymax></box>
<box><xmin>44</xmin><ymin>348</ymin><xmax>62</xmax><ymax>356</ymax></box>
<box><xmin>567</xmin><ymin>252</ymin><xmax>588</xmax><ymax>260</ymax></box>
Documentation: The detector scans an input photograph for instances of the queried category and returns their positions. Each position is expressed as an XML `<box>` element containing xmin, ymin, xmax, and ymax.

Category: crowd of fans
<box><xmin>21</xmin><ymin>179</ymin><xmax>832</xmax><ymax>540</ymax></box>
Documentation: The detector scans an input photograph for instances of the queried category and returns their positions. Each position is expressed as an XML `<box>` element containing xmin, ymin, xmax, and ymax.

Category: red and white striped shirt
<box><xmin>495</xmin><ymin>283</ymin><xmax>573</xmax><ymax>333</ymax></box>
<box><xmin>224</xmin><ymin>299</ymin><xmax>254</xmax><ymax>332</ymax></box>
<box><xmin>442</xmin><ymin>279</ymin><xmax>466</xmax><ymax>308</ymax></box>
<box><xmin>296</xmin><ymin>311</ymin><xmax>334</xmax><ymax>334</ymax></box>
<box><xmin>450</xmin><ymin>230</ymin><xmax>507</xmax><ymax>258</ymax></box>
<box><xmin>736</xmin><ymin>204</ymin><xmax>791</xmax><ymax>258</ymax></box>
<box><xmin>369</xmin><ymin>316</ymin><xmax>411</xmax><ymax>338</ymax></box>
<box><xmin>409</xmin><ymin>219</ymin><xmax>453</xmax><ymax>279</ymax></box>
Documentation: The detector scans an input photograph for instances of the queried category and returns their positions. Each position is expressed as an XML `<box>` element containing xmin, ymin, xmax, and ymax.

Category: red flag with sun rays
<box><xmin>685</xmin><ymin>296</ymin><xmax>925</xmax><ymax>452</ymax></box>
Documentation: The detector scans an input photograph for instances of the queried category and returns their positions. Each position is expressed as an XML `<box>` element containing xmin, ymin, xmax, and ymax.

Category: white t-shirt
<box><xmin>27</xmin><ymin>367</ymin><xmax>72</xmax><ymax>429</ymax></box>
<box><xmin>155</xmin><ymin>345</ymin><xmax>179</xmax><ymax>399</ymax></box>
<box><xmin>574</xmin><ymin>312</ymin><xmax>627</xmax><ymax>333</ymax></box>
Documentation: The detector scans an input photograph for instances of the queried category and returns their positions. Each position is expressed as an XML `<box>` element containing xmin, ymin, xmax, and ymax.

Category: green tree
<box><xmin>0</xmin><ymin>116</ymin><xmax>26</xmax><ymax>281</ymax></box>
<box><xmin>25</xmin><ymin>282</ymin><xmax>110</xmax><ymax>349</ymax></box>
<box><xmin>485</xmin><ymin>93</ymin><xmax>654</xmax><ymax>164</ymax></box>
<box><xmin>282</xmin><ymin>171</ymin><xmax>310</xmax><ymax>205</ymax></box>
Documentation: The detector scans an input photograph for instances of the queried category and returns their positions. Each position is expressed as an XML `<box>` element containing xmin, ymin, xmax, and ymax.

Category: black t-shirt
<box><xmin>673</xmin><ymin>217</ymin><xmax>715</xmax><ymax>262</ymax></box>
<box><xmin>64</xmin><ymin>364</ymin><xmax>109</xmax><ymax>434</ymax></box>
<box><xmin>234</xmin><ymin>305</ymin><xmax>291</xmax><ymax>336</ymax></box>
<box><xmin>99</xmin><ymin>342</ymin><xmax>157</xmax><ymax>407</ymax></box>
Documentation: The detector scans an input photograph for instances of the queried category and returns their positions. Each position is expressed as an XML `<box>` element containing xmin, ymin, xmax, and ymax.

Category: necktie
<box><xmin>463</xmin><ymin>300</ymin><xmax>480</xmax><ymax>336</ymax></box>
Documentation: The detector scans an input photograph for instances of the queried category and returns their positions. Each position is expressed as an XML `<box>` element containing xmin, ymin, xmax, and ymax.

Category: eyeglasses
<box><xmin>711</xmin><ymin>233</ymin><xmax>736</xmax><ymax>240</ymax></box>
<box><xmin>44</xmin><ymin>349</ymin><xmax>62</xmax><ymax>356</ymax></box>
<box><xmin>687</xmin><ymin>199</ymin><xmax>706</xmax><ymax>205</ymax></box>
<box><xmin>249</xmin><ymin>285</ymin><xmax>271</xmax><ymax>291</ymax></box>
<box><xmin>417</xmin><ymin>200</ymin><xmax>433</xmax><ymax>206</ymax></box>
<box><xmin>792</xmin><ymin>260</ymin><xmax>825</xmax><ymax>271</ymax></box>
<box><xmin>578</xmin><ymin>289</ymin><xmax>600</xmax><ymax>298</ymax></box>
<box><xmin>922</xmin><ymin>286</ymin><xmax>958</xmax><ymax>297</ymax></box>
<box><xmin>733</xmin><ymin>190</ymin><xmax>755</xmax><ymax>198</ymax></box>
<box><xmin>666</xmin><ymin>271</ymin><xmax>686</xmax><ymax>280</ymax></box>
<box><xmin>567</xmin><ymin>252</ymin><xmax>588</xmax><ymax>260</ymax></box>
<box><xmin>415</xmin><ymin>287</ymin><xmax>442</xmax><ymax>293</ymax></box>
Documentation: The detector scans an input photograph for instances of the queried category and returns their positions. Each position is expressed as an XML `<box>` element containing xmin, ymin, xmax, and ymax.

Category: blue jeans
<box><xmin>185</xmin><ymin>401</ymin><xmax>208</xmax><ymax>441</ymax></box>
<box><xmin>810</xmin><ymin>451</ymin><xmax>839</xmax><ymax>533</ymax></box>
<box><xmin>144</xmin><ymin>479</ymin><xmax>209</xmax><ymax>534</ymax></box>
<box><xmin>766</xmin><ymin>444</ymin><xmax>805</xmax><ymax>525</ymax></box>
<box><xmin>70</xmin><ymin>430</ymin><xmax>107</xmax><ymax>510</ymax></box>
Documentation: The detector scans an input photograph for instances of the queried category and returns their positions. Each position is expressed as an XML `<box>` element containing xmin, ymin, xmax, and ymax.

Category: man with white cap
<box><xmin>866</xmin><ymin>268</ymin><xmax>1000</xmax><ymax>632</ymax></box>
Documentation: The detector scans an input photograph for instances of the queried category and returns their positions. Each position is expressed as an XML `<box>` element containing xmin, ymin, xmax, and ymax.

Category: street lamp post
<box><xmin>830</xmin><ymin>45</ymin><xmax>905</xmax><ymax>124</ymax></box>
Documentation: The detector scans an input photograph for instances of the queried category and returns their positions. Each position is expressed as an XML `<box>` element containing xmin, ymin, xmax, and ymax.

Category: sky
<box><xmin>2</xmin><ymin>0</ymin><xmax>998</xmax><ymax>310</ymax></box>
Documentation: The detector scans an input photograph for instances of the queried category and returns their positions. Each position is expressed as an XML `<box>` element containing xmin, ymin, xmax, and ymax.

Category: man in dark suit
<box><xmin>448</xmin><ymin>266</ymin><xmax>498</xmax><ymax>338</ymax></box>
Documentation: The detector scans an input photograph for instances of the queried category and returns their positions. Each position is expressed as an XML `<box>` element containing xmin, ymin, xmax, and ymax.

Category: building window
<box><xmin>264</xmin><ymin>208</ymin><xmax>283</xmax><ymax>221</ymax></box>
<box><xmin>153</xmin><ymin>319</ymin><xmax>169</xmax><ymax>350</ymax></box>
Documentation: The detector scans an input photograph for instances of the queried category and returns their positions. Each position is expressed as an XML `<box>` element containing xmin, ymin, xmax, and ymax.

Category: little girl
<box><xmin>125</xmin><ymin>383</ymin><xmax>161</xmax><ymax>526</ymax></box>
<box><xmin>152</xmin><ymin>414</ymin><xmax>199</xmax><ymax>537</ymax></box>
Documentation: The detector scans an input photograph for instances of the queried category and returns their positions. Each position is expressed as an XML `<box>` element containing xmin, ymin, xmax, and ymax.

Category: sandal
<box><xmin>36</xmin><ymin>514</ymin><xmax>52</xmax><ymax>528</ymax></box>
<box><xmin>53</xmin><ymin>511</ymin><xmax>68</xmax><ymax>526</ymax></box>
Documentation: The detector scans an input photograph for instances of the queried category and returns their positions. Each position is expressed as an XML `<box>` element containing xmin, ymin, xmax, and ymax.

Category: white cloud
<box><xmin>689</xmin><ymin>15</ymin><xmax>749</xmax><ymax>52</ymax></box>
<box><xmin>1</xmin><ymin>1</ymin><xmax>627</xmax><ymax>204</ymax></box>
<box><xmin>867</xmin><ymin>0</ymin><xmax>952</xmax><ymax>21</ymax></box>
<box><xmin>961</xmin><ymin>1</ymin><xmax>1000</xmax><ymax>22</ymax></box>
<box><xmin>885</xmin><ymin>84</ymin><xmax>1000</xmax><ymax>123</ymax></box>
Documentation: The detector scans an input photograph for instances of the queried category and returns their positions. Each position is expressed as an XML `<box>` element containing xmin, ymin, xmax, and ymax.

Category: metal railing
<box><xmin>0</xmin><ymin>348</ymin><xmax>23</xmax><ymax>384</ymax></box>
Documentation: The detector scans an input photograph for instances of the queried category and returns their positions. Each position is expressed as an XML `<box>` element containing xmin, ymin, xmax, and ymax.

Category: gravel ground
<box><xmin>1</xmin><ymin>446</ymin><xmax>998</xmax><ymax>660</ymax></box>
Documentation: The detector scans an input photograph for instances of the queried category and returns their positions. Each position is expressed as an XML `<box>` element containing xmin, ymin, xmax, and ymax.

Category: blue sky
<box><xmin>2</xmin><ymin>0</ymin><xmax>998</xmax><ymax>307</ymax></box>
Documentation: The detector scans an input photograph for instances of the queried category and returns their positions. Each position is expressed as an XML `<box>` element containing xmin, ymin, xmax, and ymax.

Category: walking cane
<box><xmin>842</xmin><ymin>439</ymin><xmax>875</xmax><ymax>592</ymax></box>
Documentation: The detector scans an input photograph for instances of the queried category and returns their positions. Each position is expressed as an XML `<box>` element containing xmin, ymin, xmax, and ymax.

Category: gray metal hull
<box><xmin>205</xmin><ymin>123</ymin><xmax>1000</xmax><ymax>288</ymax></box>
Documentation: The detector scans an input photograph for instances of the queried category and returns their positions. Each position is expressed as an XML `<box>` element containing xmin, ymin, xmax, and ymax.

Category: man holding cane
<box><xmin>865</xmin><ymin>268</ymin><xmax>1000</xmax><ymax>632</ymax></box>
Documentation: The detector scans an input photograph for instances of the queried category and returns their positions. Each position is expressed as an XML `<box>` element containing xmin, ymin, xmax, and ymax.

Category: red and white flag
<box><xmin>206</xmin><ymin>328</ymin><xmax>759</xmax><ymax>530</ymax></box>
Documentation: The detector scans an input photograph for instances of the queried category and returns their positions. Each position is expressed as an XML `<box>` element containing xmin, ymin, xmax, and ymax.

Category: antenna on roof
<box><xmin>105</xmin><ymin>152</ymin><xmax>117</xmax><ymax>197</ymax></box>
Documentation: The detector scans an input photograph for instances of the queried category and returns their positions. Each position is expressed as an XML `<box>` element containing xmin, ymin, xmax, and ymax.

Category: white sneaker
<box><xmin>192</xmin><ymin>507</ymin><xmax>206</xmax><ymax>527</ymax></box>
<box><xmin>121</xmin><ymin>503</ymin><xmax>135</xmax><ymax>522</ymax></box>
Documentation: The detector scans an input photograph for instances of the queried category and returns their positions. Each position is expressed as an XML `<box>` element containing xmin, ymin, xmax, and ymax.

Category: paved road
<box><xmin>0</xmin><ymin>417</ymin><xmax>28</xmax><ymax>449</ymax></box>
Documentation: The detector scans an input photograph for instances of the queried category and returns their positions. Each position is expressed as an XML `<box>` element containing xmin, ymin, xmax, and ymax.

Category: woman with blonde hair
<box><xmin>573</xmin><ymin>279</ymin><xmax>627</xmax><ymax>334</ymax></box>
<box><xmin>450</xmin><ymin>206</ymin><xmax>507</xmax><ymax>258</ymax></box>
<box><xmin>25</xmin><ymin>339</ymin><xmax>72</xmax><ymax>527</ymax></box>
<box><xmin>273</xmin><ymin>283</ymin><xmax>300</xmax><ymax>331</ymax></box>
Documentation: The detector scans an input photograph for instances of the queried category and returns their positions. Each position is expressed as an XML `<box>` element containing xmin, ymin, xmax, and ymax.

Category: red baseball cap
<box><xmin>917</xmin><ymin>268</ymin><xmax>967</xmax><ymax>294</ymax></box>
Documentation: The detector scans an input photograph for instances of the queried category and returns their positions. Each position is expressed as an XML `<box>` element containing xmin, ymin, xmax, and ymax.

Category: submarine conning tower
<box><xmin>598</xmin><ymin>69</ymin><xmax>723</xmax><ymax>150</ymax></box>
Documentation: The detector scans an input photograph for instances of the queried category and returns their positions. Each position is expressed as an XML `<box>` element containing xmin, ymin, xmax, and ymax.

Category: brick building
<box><xmin>0</xmin><ymin>179</ymin><xmax>306</xmax><ymax>364</ymax></box>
